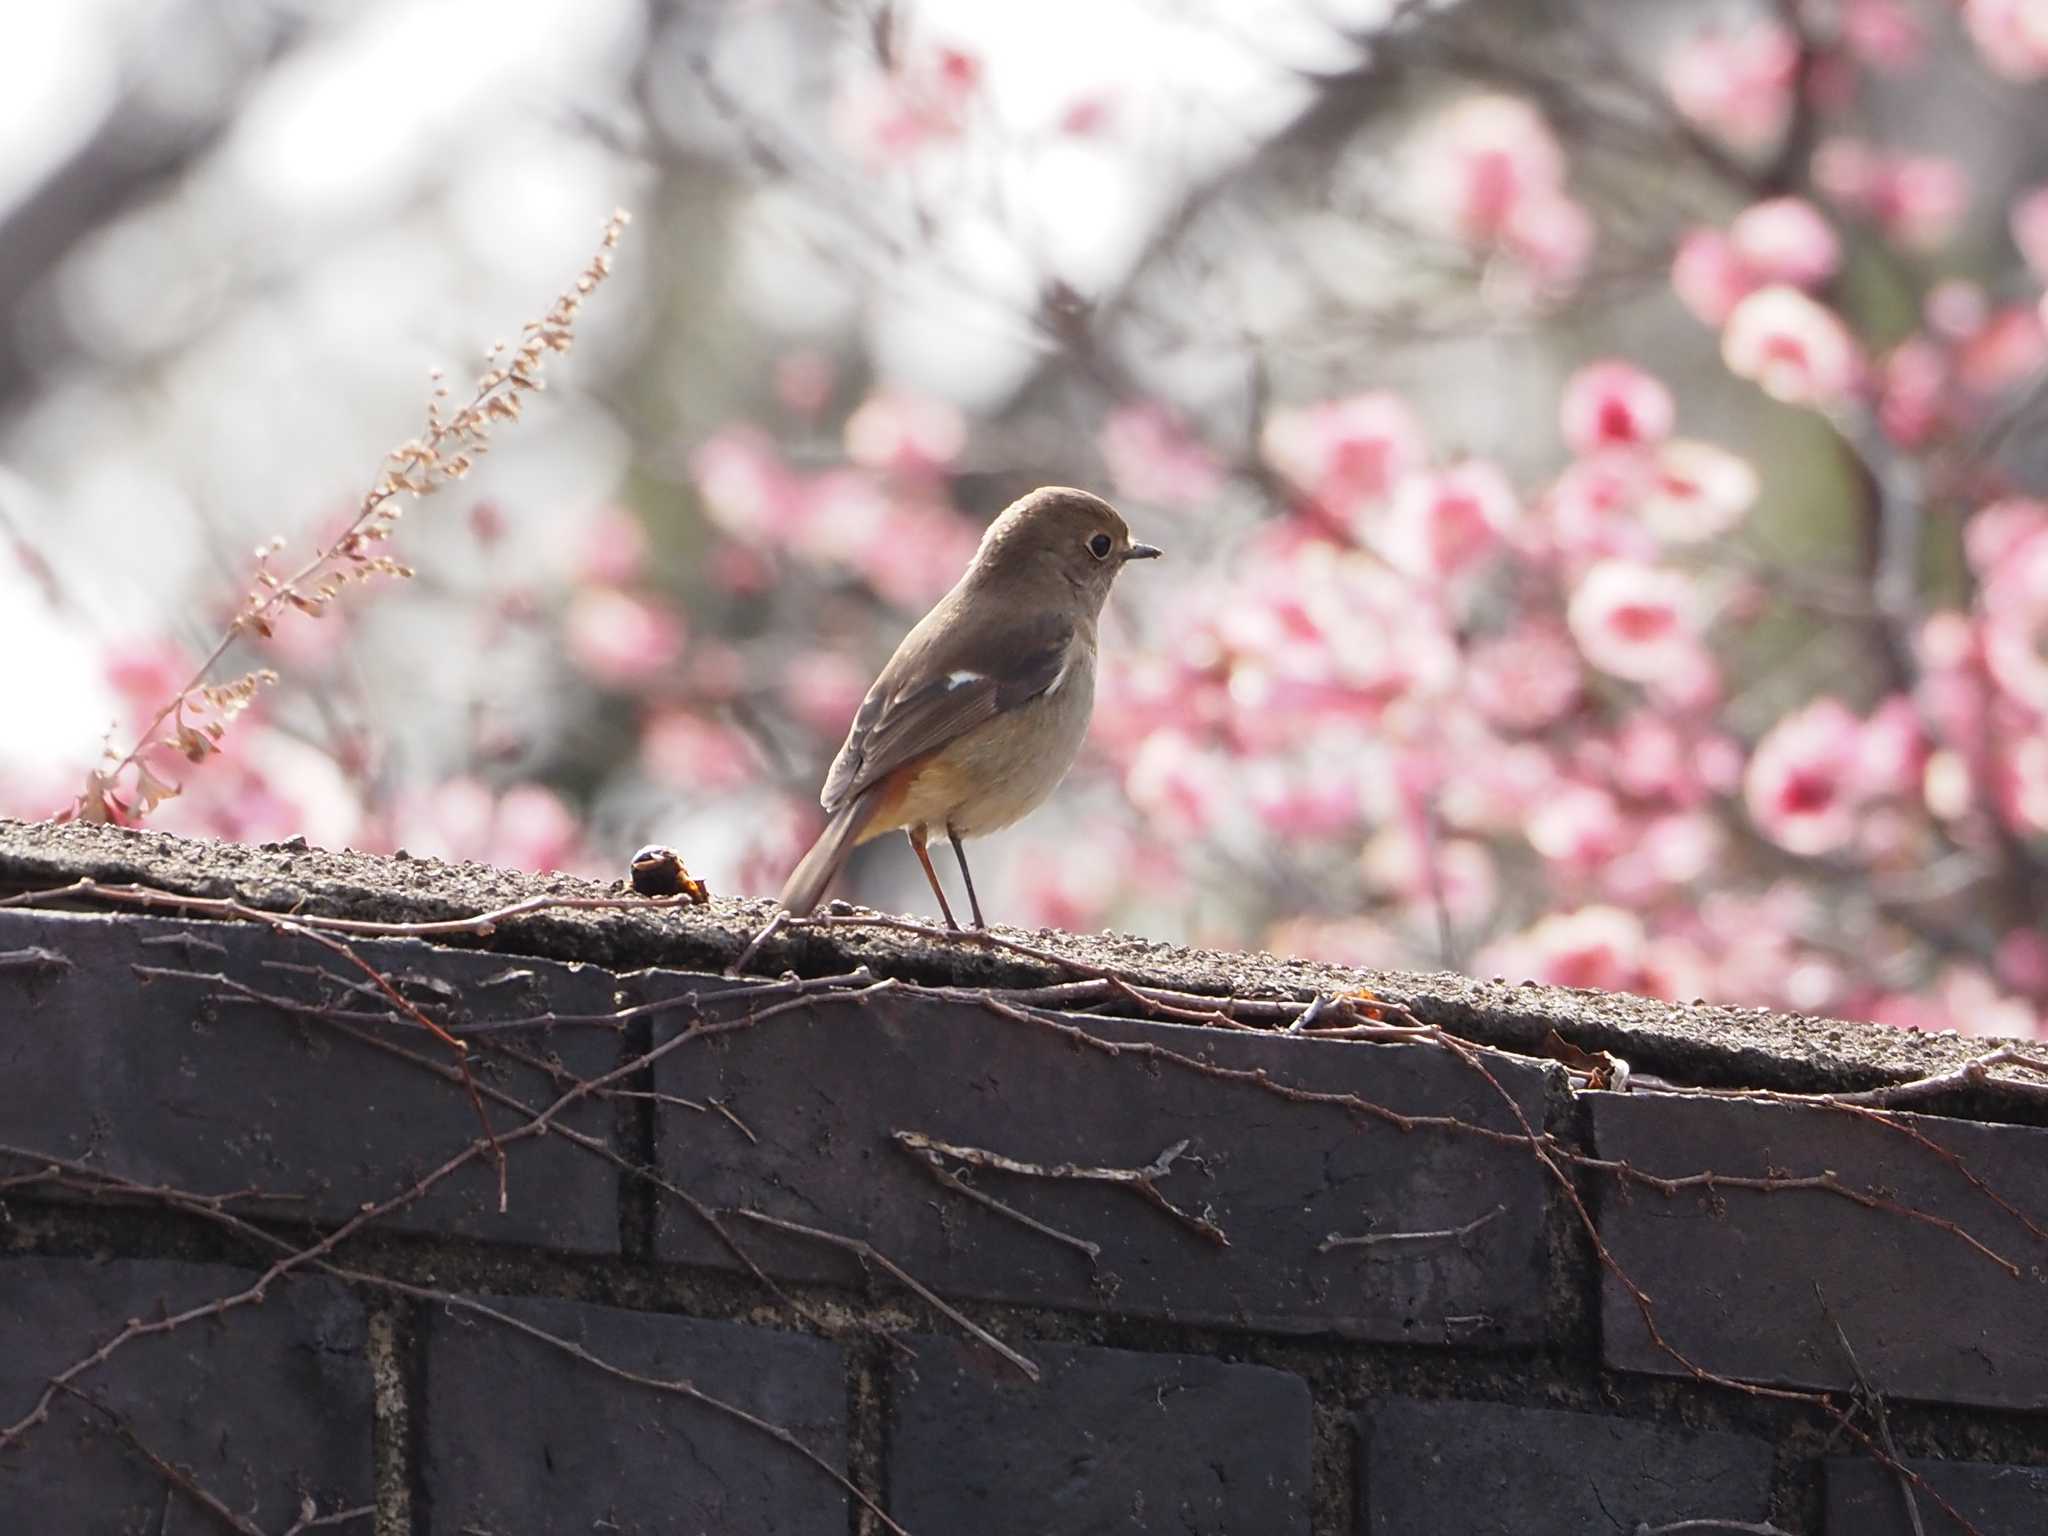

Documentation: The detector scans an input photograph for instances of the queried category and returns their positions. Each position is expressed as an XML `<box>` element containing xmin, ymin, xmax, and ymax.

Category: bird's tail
<box><xmin>777</xmin><ymin>795</ymin><xmax>873</xmax><ymax>917</ymax></box>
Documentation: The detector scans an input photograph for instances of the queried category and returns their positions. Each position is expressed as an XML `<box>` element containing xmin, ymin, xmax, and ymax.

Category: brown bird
<box><xmin>778</xmin><ymin>486</ymin><xmax>1161</xmax><ymax>929</ymax></box>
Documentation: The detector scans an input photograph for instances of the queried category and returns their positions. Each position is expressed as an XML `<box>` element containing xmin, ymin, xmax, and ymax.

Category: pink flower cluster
<box><xmin>1672</xmin><ymin>197</ymin><xmax>1864</xmax><ymax>408</ymax></box>
<box><xmin>1664</xmin><ymin>18</ymin><xmax>1799</xmax><ymax>153</ymax></box>
<box><xmin>692</xmin><ymin>390</ymin><xmax>983</xmax><ymax>610</ymax></box>
<box><xmin>1963</xmin><ymin>0</ymin><xmax>2048</xmax><ymax>80</ymax></box>
<box><xmin>1403</xmin><ymin>95</ymin><xmax>1594</xmax><ymax>298</ymax></box>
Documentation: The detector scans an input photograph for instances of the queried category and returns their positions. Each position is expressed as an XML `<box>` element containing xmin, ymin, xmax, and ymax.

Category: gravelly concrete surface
<box><xmin>2</xmin><ymin>815</ymin><xmax>2037</xmax><ymax>1106</ymax></box>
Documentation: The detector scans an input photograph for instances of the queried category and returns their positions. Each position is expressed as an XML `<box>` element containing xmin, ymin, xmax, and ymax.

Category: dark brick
<box><xmin>1359</xmin><ymin>1396</ymin><xmax>1773</xmax><ymax>1535</ymax></box>
<box><xmin>650</xmin><ymin>985</ymin><xmax>1559</xmax><ymax>1341</ymax></box>
<box><xmin>0</xmin><ymin>908</ymin><xmax>621</xmax><ymax>1249</ymax></box>
<box><xmin>887</xmin><ymin>1334</ymin><xmax>1311</xmax><ymax>1535</ymax></box>
<box><xmin>1827</xmin><ymin>1457</ymin><xmax>2048</xmax><ymax>1534</ymax></box>
<box><xmin>1590</xmin><ymin>1092</ymin><xmax>2048</xmax><ymax>1409</ymax></box>
<box><xmin>421</xmin><ymin>1295</ymin><xmax>847</xmax><ymax>1535</ymax></box>
<box><xmin>0</xmin><ymin>1257</ymin><xmax>371</xmax><ymax>1530</ymax></box>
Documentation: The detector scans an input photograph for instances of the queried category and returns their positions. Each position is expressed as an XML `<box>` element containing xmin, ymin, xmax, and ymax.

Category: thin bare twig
<box><xmin>1318</xmin><ymin>1203</ymin><xmax>1506</xmax><ymax>1255</ymax></box>
<box><xmin>1821</xmin><ymin>1290</ymin><xmax>1926</xmax><ymax>1536</ymax></box>
<box><xmin>730</xmin><ymin>1208</ymin><xmax>1042</xmax><ymax>1383</ymax></box>
<box><xmin>892</xmin><ymin>1131</ymin><xmax>1227</xmax><ymax>1248</ymax></box>
<box><xmin>893</xmin><ymin>1135</ymin><xmax>1103</xmax><ymax>1265</ymax></box>
<box><xmin>51</xmin><ymin>1380</ymin><xmax>268</xmax><ymax>1536</ymax></box>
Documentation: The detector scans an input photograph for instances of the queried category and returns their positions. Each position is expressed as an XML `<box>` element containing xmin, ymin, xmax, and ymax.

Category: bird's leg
<box><xmin>906</xmin><ymin>824</ymin><xmax>961</xmax><ymax>931</ymax></box>
<box><xmin>946</xmin><ymin>824</ymin><xmax>987</xmax><ymax>931</ymax></box>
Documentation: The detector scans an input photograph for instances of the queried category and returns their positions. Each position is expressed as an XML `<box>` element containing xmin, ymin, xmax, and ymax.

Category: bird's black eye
<box><xmin>1087</xmin><ymin>532</ymin><xmax>1113</xmax><ymax>560</ymax></box>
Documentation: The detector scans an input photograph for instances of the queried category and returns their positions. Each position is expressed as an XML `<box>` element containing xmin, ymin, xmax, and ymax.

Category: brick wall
<box><xmin>1</xmin><ymin>819</ymin><xmax>2045</xmax><ymax>1534</ymax></box>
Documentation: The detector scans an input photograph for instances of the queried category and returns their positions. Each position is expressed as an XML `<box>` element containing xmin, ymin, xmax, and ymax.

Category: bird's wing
<box><xmin>820</xmin><ymin>608</ymin><xmax>1077</xmax><ymax>813</ymax></box>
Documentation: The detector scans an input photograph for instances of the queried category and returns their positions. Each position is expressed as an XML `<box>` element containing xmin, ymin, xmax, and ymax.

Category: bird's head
<box><xmin>970</xmin><ymin>486</ymin><xmax>1161</xmax><ymax>609</ymax></box>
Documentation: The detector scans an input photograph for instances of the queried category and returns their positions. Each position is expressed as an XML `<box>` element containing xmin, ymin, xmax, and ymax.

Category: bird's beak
<box><xmin>1124</xmin><ymin>542</ymin><xmax>1163</xmax><ymax>561</ymax></box>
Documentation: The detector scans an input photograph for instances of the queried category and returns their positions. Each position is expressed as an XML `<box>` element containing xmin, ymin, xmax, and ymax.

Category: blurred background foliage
<box><xmin>4</xmin><ymin>0</ymin><xmax>2048</xmax><ymax>1034</ymax></box>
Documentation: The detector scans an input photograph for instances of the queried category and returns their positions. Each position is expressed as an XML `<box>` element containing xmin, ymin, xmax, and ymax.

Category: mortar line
<box><xmin>366</xmin><ymin>1296</ymin><xmax>418</xmax><ymax>1536</ymax></box>
<box><xmin>845</xmin><ymin>1337</ymin><xmax>890</xmax><ymax>1536</ymax></box>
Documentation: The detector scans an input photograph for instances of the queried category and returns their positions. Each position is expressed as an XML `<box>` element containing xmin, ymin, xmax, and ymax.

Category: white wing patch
<box><xmin>946</xmin><ymin>670</ymin><xmax>983</xmax><ymax>688</ymax></box>
<box><xmin>1044</xmin><ymin>652</ymin><xmax>1072</xmax><ymax>698</ymax></box>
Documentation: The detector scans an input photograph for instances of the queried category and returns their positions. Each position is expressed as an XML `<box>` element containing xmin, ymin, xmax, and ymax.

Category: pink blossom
<box><xmin>782</xmin><ymin>650</ymin><xmax>872</xmax><ymax>739</ymax></box>
<box><xmin>640</xmin><ymin>710</ymin><xmax>758</xmax><ymax>794</ymax></box>
<box><xmin>576</xmin><ymin>508</ymin><xmax>649</xmax><ymax>585</ymax></box>
<box><xmin>563</xmin><ymin>588</ymin><xmax>685</xmax><ymax>688</ymax></box>
<box><xmin>1059</xmin><ymin>96</ymin><xmax>1115</xmax><ymax>136</ymax></box>
<box><xmin>1664</xmin><ymin>20</ymin><xmax>1798</xmax><ymax>153</ymax></box>
<box><xmin>1870</xmin><ymin>155</ymin><xmax>1970</xmax><ymax>251</ymax></box>
<box><xmin>1962</xmin><ymin>0</ymin><xmax>2048</xmax><ymax>81</ymax></box>
<box><xmin>1125</xmin><ymin>729</ymin><xmax>1234</xmax><ymax>835</ymax></box>
<box><xmin>1813</xmin><ymin>134</ymin><xmax>1881</xmax><ymax>206</ymax></box>
<box><xmin>1405</xmin><ymin>94</ymin><xmax>1593</xmax><ymax>294</ymax></box>
<box><xmin>1957</xmin><ymin>306</ymin><xmax>2048</xmax><ymax>396</ymax></box>
<box><xmin>1541</xmin><ymin>451</ymin><xmax>1658</xmax><ymax>565</ymax></box>
<box><xmin>2010</xmin><ymin>185</ymin><xmax>2048</xmax><ymax>280</ymax></box>
<box><xmin>1671</xmin><ymin>228</ymin><xmax>1753</xmax><ymax>327</ymax></box>
<box><xmin>1981</xmin><ymin>533</ymin><xmax>2048</xmax><ymax>710</ymax></box>
<box><xmin>1525</xmin><ymin>781</ymin><xmax>1627</xmax><ymax>873</ymax></box>
<box><xmin>1639</xmin><ymin>810</ymin><xmax>1723</xmax><ymax>886</ymax></box>
<box><xmin>1500</xmin><ymin>191</ymin><xmax>1596</xmax><ymax>296</ymax></box>
<box><xmin>1260</xmin><ymin>392</ymin><xmax>1428</xmax><ymax>526</ymax></box>
<box><xmin>844</xmin><ymin>391</ymin><xmax>967</xmax><ymax>475</ymax></box>
<box><xmin>1266</xmin><ymin>917</ymin><xmax>1406</xmax><ymax>971</ymax></box>
<box><xmin>1567</xmin><ymin>561</ymin><xmax>1703</xmax><ymax>683</ymax></box>
<box><xmin>1360</xmin><ymin>827</ymin><xmax>1499</xmax><ymax>925</ymax></box>
<box><xmin>1287</xmin><ymin>554</ymin><xmax>1461</xmax><ymax>715</ymax></box>
<box><xmin>1721</xmin><ymin>286</ymin><xmax>1862</xmax><ymax>407</ymax></box>
<box><xmin>1641</xmin><ymin>933</ymin><xmax>1714</xmax><ymax>1003</ymax></box>
<box><xmin>832</xmin><ymin>45</ymin><xmax>980</xmax><ymax>163</ymax></box>
<box><xmin>1099</xmin><ymin>403</ymin><xmax>1221</xmax><ymax>508</ymax></box>
<box><xmin>468</xmin><ymin>500</ymin><xmax>506</xmax><ymax>545</ymax></box>
<box><xmin>1646</xmin><ymin>643</ymin><xmax>1723</xmax><ymax>716</ymax></box>
<box><xmin>1379</xmin><ymin>460</ymin><xmax>1520</xmax><ymax>580</ymax></box>
<box><xmin>1486</xmin><ymin>906</ymin><xmax>1647</xmax><ymax>992</ymax></box>
<box><xmin>692</xmin><ymin>427</ymin><xmax>804</xmax><ymax>544</ymax></box>
<box><xmin>151</xmin><ymin>730</ymin><xmax>362</xmax><ymax>852</ymax></box>
<box><xmin>1842</xmin><ymin>0</ymin><xmax>1929</xmax><ymax>72</ymax></box>
<box><xmin>1926</xmin><ymin>281</ymin><xmax>1989</xmax><ymax>342</ymax></box>
<box><xmin>1964</xmin><ymin>498</ymin><xmax>2048</xmax><ymax>579</ymax></box>
<box><xmin>389</xmin><ymin>777</ymin><xmax>586</xmax><ymax>874</ymax></box>
<box><xmin>1874</xmin><ymin>966</ymin><xmax>2041</xmax><ymax>1037</ymax></box>
<box><xmin>1243</xmin><ymin>752</ymin><xmax>1365</xmax><ymax>839</ymax></box>
<box><xmin>1560</xmin><ymin>362</ymin><xmax>1675</xmax><ymax>456</ymax></box>
<box><xmin>1642</xmin><ymin>439</ymin><xmax>1758</xmax><ymax>542</ymax></box>
<box><xmin>708</xmin><ymin>543</ymin><xmax>772</xmax><ymax>595</ymax></box>
<box><xmin>1013</xmin><ymin>822</ymin><xmax>1132</xmax><ymax>933</ymax></box>
<box><xmin>1817</xmin><ymin>142</ymin><xmax>1970</xmax><ymax>249</ymax></box>
<box><xmin>1409</xmin><ymin>94</ymin><xmax>1565</xmax><ymax>246</ymax></box>
<box><xmin>1879</xmin><ymin>338</ymin><xmax>1949</xmax><ymax>449</ymax></box>
<box><xmin>1466</xmin><ymin>622</ymin><xmax>1583</xmax><ymax>732</ymax></box>
<box><xmin>791</xmin><ymin>470</ymin><xmax>891</xmax><ymax>566</ymax></box>
<box><xmin>1745</xmin><ymin>697</ymin><xmax>1864</xmax><ymax>855</ymax></box>
<box><xmin>1608</xmin><ymin>713</ymin><xmax>1700</xmax><ymax>805</ymax></box>
<box><xmin>103</xmin><ymin>639</ymin><xmax>190</xmax><ymax>715</ymax></box>
<box><xmin>1995</xmin><ymin>731</ymin><xmax>2048</xmax><ymax>834</ymax></box>
<box><xmin>491</xmin><ymin>783</ymin><xmax>586</xmax><ymax>872</ymax></box>
<box><xmin>1728</xmin><ymin>198</ymin><xmax>1842</xmax><ymax>288</ymax></box>
<box><xmin>859</xmin><ymin>498</ymin><xmax>982</xmax><ymax>609</ymax></box>
<box><xmin>1995</xmin><ymin>929</ymin><xmax>2048</xmax><ymax>994</ymax></box>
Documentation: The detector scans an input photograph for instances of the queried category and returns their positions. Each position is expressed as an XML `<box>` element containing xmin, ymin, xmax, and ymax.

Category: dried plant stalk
<box><xmin>70</xmin><ymin>209</ymin><xmax>633</xmax><ymax>825</ymax></box>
